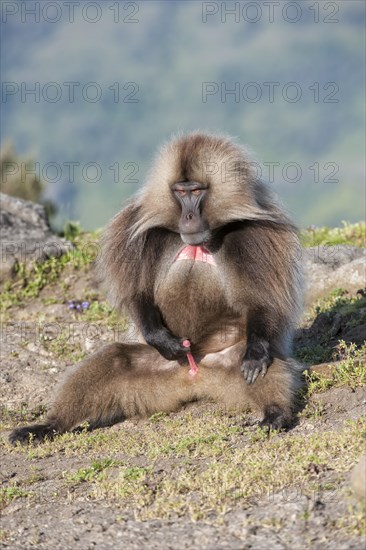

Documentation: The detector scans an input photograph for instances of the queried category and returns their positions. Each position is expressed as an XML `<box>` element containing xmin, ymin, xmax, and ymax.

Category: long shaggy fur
<box><xmin>98</xmin><ymin>132</ymin><xmax>302</xmax><ymax>347</ymax></box>
<box><xmin>9</xmin><ymin>132</ymin><xmax>304</xmax><ymax>444</ymax></box>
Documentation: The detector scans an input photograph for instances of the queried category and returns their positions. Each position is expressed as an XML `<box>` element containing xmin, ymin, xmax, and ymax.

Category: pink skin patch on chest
<box><xmin>175</xmin><ymin>245</ymin><xmax>216</xmax><ymax>265</ymax></box>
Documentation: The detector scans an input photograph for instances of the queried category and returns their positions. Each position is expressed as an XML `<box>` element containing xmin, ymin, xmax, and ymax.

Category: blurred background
<box><xmin>1</xmin><ymin>0</ymin><xmax>365</xmax><ymax>230</ymax></box>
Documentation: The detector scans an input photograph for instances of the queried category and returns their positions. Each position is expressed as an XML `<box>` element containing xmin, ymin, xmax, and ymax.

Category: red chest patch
<box><xmin>175</xmin><ymin>245</ymin><xmax>216</xmax><ymax>265</ymax></box>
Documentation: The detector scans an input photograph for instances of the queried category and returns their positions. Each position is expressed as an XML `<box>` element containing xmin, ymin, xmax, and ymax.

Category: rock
<box><xmin>303</xmin><ymin>246</ymin><xmax>365</xmax><ymax>303</ymax></box>
<box><xmin>0</xmin><ymin>193</ymin><xmax>72</xmax><ymax>281</ymax></box>
<box><xmin>350</xmin><ymin>455</ymin><xmax>366</xmax><ymax>504</ymax></box>
<box><xmin>343</xmin><ymin>323</ymin><xmax>366</xmax><ymax>343</ymax></box>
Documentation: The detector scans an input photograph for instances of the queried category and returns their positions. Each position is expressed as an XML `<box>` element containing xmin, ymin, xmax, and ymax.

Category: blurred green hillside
<box><xmin>1</xmin><ymin>0</ymin><xmax>365</xmax><ymax>229</ymax></box>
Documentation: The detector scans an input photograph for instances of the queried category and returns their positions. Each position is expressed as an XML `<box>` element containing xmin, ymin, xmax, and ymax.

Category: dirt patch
<box><xmin>0</xmin><ymin>252</ymin><xmax>365</xmax><ymax>549</ymax></box>
<box><xmin>1</xmin><ymin>385</ymin><xmax>365</xmax><ymax>550</ymax></box>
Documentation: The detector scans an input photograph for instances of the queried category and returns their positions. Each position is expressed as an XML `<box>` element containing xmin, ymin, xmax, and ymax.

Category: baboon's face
<box><xmin>171</xmin><ymin>181</ymin><xmax>211</xmax><ymax>245</ymax></box>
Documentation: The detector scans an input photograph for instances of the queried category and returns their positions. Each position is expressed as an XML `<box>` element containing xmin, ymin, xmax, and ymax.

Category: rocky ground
<box><xmin>0</xmin><ymin>197</ymin><xmax>365</xmax><ymax>549</ymax></box>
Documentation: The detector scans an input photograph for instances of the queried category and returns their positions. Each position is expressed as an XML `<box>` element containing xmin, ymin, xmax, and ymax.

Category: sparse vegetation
<box><xmin>65</xmin><ymin>458</ymin><xmax>122</xmax><ymax>483</ymax></box>
<box><xmin>312</xmin><ymin>287</ymin><xmax>366</xmax><ymax>317</ymax></box>
<box><xmin>1</xmin><ymin>412</ymin><xmax>365</xmax><ymax>522</ymax></box>
<box><xmin>305</xmin><ymin>341</ymin><xmax>366</xmax><ymax>396</ymax></box>
<box><xmin>295</xmin><ymin>288</ymin><xmax>366</xmax><ymax>364</ymax></box>
<box><xmin>0</xmin><ymin>487</ymin><xmax>32</xmax><ymax>510</ymax></box>
<box><xmin>0</xmin><ymin>231</ymin><xmax>100</xmax><ymax>312</ymax></box>
<box><xmin>301</xmin><ymin>222</ymin><xmax>365</xmax><ymax>248</ymax></box>
<box><xmin>0</xmin><ymin>223</ymin><xmax>365</xmax><ymax>546</ymax></box>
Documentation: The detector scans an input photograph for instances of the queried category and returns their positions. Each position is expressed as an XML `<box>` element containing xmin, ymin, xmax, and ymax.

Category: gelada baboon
<box><xmin>10</xmin><ymin>132</ymin><xmax>303</xmax><ymax>444</ymax></box>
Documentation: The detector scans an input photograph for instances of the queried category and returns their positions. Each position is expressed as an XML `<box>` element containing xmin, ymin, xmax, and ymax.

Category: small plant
<box><xmin>0</xmin><ymin>487</ymin><xmax>31</xmax><ymax>509</ymax></box>
<box><xmin>66</xmin><ymin>458</ymin><xmax>120</xmax><ymax>483</ymax></box>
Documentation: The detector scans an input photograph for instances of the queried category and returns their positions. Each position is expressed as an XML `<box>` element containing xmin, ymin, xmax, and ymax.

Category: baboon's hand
<box><xmin>241</xmin><ymin>335</ymin><xmax>272</xmax><ymax>384</ymax></box>
<box><xmin>145</xmin><ymin>328</ymin><xmax>188</xmax><ymax>361</ymax></box>
<box><xmin>241</xmin><ymin>358</ymin><xmax>270</xmax><ymax>384</ymax></box>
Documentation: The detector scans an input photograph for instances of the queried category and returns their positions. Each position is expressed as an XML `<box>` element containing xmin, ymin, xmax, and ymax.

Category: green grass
<box><xmin>85</xmin><ymin>415</ymin><xmax>365</xmax><ymax>522</ymax></box>
<box><xmin>3</xmin><ymin>405</ymin><xmax>365</xmax><ymax>521</ymax></box>
<box><xmin>312</xmin><ymin>288</ymin><xmax>366</xmax><ymax>317</ymax></box>
<box><xmin>0</xmin><ymin>487</ymin><xmax>32</xmax><ymax>510</ymax></box>
<box><xmin>5</xmin><ymin>414</ymin><xmax>365</xmax><ymax>521</ymax></box>
<box><xmin>305</xmin><ymin>341</ymin><xmax>366</xmax><ymax>396</ymax></box>
<box><xmin>301</xmin><ymin>221</ymin><xmax>365</xmax><ymax>248</ymax></box>
<box><xmin>296</xmin><ymin>344</ymin><xmax>333</xmax><ymax>365</ymax></box>
<box><xmin>65</xmin><ymin>458</ymin><xmax>121</xmax><ymax>482</ymax></box>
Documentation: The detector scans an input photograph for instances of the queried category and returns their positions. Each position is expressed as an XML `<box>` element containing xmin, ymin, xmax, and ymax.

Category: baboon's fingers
<box><xmin>241</xmin><ymin>359</ymin><xmax>269</xmax><ymax>384</ymax></box>
<box><xmin>261</xmin><ymin>362</ymin><xmax>268</xmax><ymax>378</ymax></box>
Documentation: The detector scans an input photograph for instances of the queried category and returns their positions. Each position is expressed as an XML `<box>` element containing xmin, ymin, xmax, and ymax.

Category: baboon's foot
<box><xmin>259</xmin><ymin>404</ymin><xmax>292</xmax><ymax>431</ymax></box>
<box><xmin>9</xmin><ymin>423</ymin><xmax>58</xmax><ymax>445</ymax></box>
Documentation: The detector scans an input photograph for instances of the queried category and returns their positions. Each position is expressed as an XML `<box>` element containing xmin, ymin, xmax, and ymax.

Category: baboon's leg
<box><xmin>198</xmin><ymin>351</ymin><xmax>304</xmax><ymax>429</ymax></box>
<box><xmin>242</xmin><ymin>358</ymin><xmax>304</xmax><ymax>429</ymax></box>
<box><xmin>9</xmin><ymin>344</ymin><xmax>191</xmax><ymax>444</ymax></box>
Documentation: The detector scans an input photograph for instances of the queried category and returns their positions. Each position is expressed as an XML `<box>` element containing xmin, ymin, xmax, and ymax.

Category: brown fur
<box><xmin>9</xmin><ymin>343</ymin><xmax>303</xmax><ymax>443</ymax></box>
<box><xmin>9</xmin><ymin>132</ymin><xmax>304</xmax><ymax>444</ymax></box>
<box><xmin>51</xmin><ymin>343</ymin><xmax>302</xmax><ymax>427</ymax></box>
<box><xmin>98</xmin><ymin>132</ymin><xmax>302</xmax><ymax>354</ymax></box>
